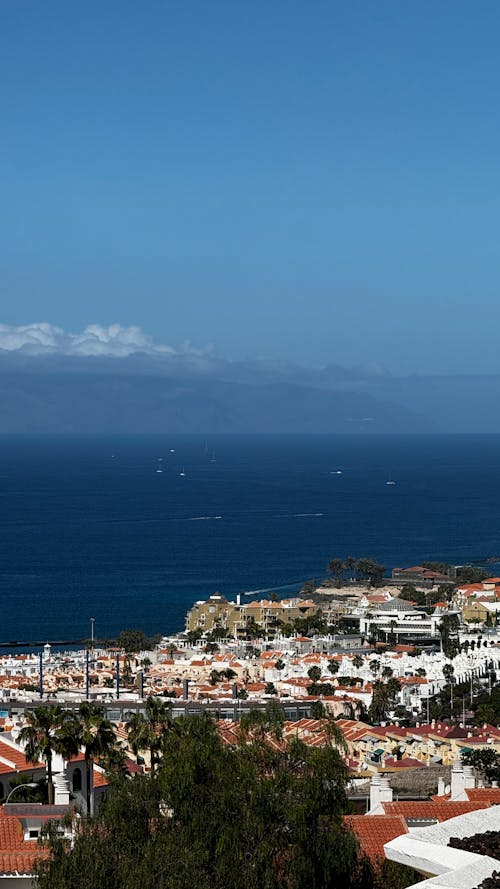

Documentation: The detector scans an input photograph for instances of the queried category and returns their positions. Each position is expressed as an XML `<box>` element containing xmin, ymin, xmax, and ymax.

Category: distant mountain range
<box><xmin>0</xmin><ymin>351</ymin><xmax>498</xmax><ymax>433</ymax></box>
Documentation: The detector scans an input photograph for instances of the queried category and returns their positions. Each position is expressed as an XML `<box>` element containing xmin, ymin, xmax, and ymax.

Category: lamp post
<box><xmin>5</xmin><ymin>782</ymin><xmax>38</xmax><ymax>804</ymax></box>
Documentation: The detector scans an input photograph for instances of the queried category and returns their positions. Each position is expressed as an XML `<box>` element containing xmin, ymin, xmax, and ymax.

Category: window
<box><xmin>72</xmin><ymin>767</ymin><xmax>82</xmax><ymax>792</ymax></box>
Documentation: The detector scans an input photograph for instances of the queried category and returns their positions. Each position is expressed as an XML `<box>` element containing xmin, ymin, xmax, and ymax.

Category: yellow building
<box><xmin>186</xmin><ymin>594</ymin><xmax>318</xmax><ymax>638</ymax></box>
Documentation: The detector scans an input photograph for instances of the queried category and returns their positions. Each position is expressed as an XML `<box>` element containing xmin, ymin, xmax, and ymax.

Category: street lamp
<box><xmin>5</xmin><ymin>782</ymin><xmax>38</xmax><ymax>804</ymax></box>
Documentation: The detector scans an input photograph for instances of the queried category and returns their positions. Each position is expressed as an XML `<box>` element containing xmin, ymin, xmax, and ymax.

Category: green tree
<box><xmin>327</xmin><ymin>558</ymin><xmax>345</xmax><ymax>587</ymax></box>
<box><xmin>355</xmin><ymin>558</ymin><xmax>385</xmax><ymax>587</ymax></box>
<box><xmin>37</xmin><ymin>716</ymin><xmax>372</xmax><ymax>889</ymax></box>
<box><xmin>462</xmin><ymin>748</ymin><xmax>500</xmax><ymax>784</ymax></box>
<box><xmin>327</xmin><ymin>659</ymin><xmax>340</xmax><ymax>675</ymax></box>
<box><xmin>439</xmin><ymin>614</ymin><xmax>460</xmax><ymax>657</ymax></box>
<box><xmin>368</xmin><ymin>678</ymin><xmax>401</xmax><ymax>724</ymax></box>
<box><xmin>118</xmin><ymin>629</ymin><xmax>154</xmax><ymax>653</ymax></box>
<box><xmin>307</xmin><ymin>665</ymin><xmax>322</xmax><ymax>682</ymax></box>
<box><xmin>126</xmin><ymin>697</ymin><xmax>171</xmax><ymax>773</ymax></box>
<box><xmin>18</xmin><ymin>706</ymin><xmax>77</xmax><ymax>805</ymax></box>
<box><xmin>399</xmin><ymin>584</ymin><xmax>424</xmax><ymax>605</ymax></box>
<box><xmin>67</xmin><ymin>703</ymin><xmax>117</xmax><ymax>815</ymax></box>
<box><xmin>456</xmin><ymin>566</ymin><xmax>490</xmax><ymax>583</ymax></box>
<box><xmin>204</xmin><ymin>642</ymin><xmax>219</xmax><ymax>654</ymax></box>
<box><xmin>352</xmin><ymin>655</ymin><xmax>364</xmax><ymax>670</ymax></box>
<box><xmin>274</xmin><ymin>658</ymin><xmax>285</xmax><ymax>671</ymax></box>
<box><xmin>475</xmin><ymin>703</ymin><xmax>496</xmax><ymax>726</ymax></box>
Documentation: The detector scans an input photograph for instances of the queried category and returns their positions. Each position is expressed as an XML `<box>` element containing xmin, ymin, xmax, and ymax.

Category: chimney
<box><xmin>450</xmin><ymin>762</ymin><xmax>466</xmax><ymax>800</ymax></box>
<box><xmin>463</xmin><ymin>765</ymin><xmax>475</xmax><ymax>790</ymax></box>
<box><xmin>379</xmin><ymin>775</ymin><xmax>393</xmax><ymax>805</ymax></box>
<box><xmin>368</xmin><ymin>775</ymin><xmax>382</xmax><ymax>814</ymax></box>
<box><xmin>53</xmin><ymin>772</ymin><xmax>70</xmax><ymax>806</ymax></box>
<box><xmin>182</xmin><ymin>679</ymin><xmax>190</xmax><ymax>699</ymax></box>
<box><xmin>437</xmin><ymin>777</ymin><xmax>445</xmax><ymax>797</ymax></box>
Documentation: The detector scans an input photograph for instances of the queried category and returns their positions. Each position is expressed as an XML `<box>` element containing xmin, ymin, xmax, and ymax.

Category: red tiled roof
<box><xmin>466</xmin><ymin>788</ymin><xmax>500</xmax><ymax>803</ymax></box>
<box><xmin>344</xmin><ymin>815</ymin><xmax>407</xmax><ymax>860</ymax></box>
<box><xmin>382</xmin><ymin>801</ymin><xmax>490</xmax><ymax>821</ymax></box>
<box><xmin>0</xmin><ymin>815</ymin><xmax>47</xmax><ymax>875</ymax></box>
<box><xmin>382</xmin><ymin>757</ymin><xmax>422</xmax><ymax>769</ymax></box>
<box><xmin>93</xmin><ymin>769</ymin><xmax>108</xmax><ymax>788</ymax></box>
<box><xmin>0</xmin><ymin>739</ymin><xmax>44</xmax><ymax>774</ymax></box>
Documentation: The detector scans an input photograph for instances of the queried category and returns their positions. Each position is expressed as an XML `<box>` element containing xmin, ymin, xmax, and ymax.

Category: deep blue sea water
<box><xmin>1</xmin><ymin>434</ymin><xmax>500</xmax><ymax>643</ymax></box>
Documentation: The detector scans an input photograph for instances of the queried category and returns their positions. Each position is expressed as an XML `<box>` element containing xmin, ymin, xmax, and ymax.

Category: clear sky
<box><xmin>2</xmin><ymin>1</ymin><xmax>500</xmax><ymax>375</ymax></box>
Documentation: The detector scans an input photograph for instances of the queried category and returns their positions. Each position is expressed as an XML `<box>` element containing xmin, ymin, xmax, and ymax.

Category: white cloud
<box><xmin>0</xmin><ymin>322</ymin><xmax>206</xmax><ymax>358</ymax></box>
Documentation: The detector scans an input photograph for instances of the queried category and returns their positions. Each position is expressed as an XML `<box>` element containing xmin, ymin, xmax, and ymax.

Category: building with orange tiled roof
<box><xmin>185</xmin><ymin>593</ymin><xmax>318</xmax><ymax>637</ymax></box>
<box><xmin>344</xmin><ymin>814</ymin><xmax>408</xmax><ymax>862</ymax></box>
<box><xmin>382</xmin><ymin>800</ymin><xmax>491</xmax><ymax>822</ymax></box>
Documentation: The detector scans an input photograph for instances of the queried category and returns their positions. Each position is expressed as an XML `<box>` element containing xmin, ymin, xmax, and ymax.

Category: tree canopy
<box><xmin>36</xmin><ymin>715</ymin><xmax>389</xmax><ymax>889</ymax></box>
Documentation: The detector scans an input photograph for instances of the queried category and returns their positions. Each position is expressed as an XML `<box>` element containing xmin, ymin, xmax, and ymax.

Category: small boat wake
<box><xmin>242</xmin><ymin>580</ymin><xmax>305</xmax><ymax>596</ymax></box>
<box><xmin>187</xmin><ymin>515</ymin><xmax>222</xmax><ymax>521</ymax></box>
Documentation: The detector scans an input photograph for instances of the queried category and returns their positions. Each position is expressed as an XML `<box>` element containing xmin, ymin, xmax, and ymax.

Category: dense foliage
<box><xmin>326</xmin><ymin>556</ymin><xmax>385</xmax><ymax>587</ymax></box>
<box><xmin>36</xmin><ymin>715</ymin><xmax>395</xmax><ymax>889</ymax></box>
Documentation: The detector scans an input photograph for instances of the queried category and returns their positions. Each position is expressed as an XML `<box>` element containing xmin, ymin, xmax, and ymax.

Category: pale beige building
<box><xmin>186</xmin><ymin>594</ymin><xmax>318</xmax><ymax>638</ymax></box>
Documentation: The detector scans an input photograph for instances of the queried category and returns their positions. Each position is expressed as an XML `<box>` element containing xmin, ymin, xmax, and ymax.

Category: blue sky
<box><xmin>2</xmin><ymin>1</ymin><xmax>500</xmax><ymax>374</ymax></box>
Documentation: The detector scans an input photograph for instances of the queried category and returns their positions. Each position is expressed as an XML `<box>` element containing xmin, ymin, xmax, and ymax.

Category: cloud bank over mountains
<box><xmin>1</xmin><ymin>322</ymin><xmax>499</xmax><ymax>433</ymax></box>
<box><xmin>0</xmin><ymin>322</ymin><xmax>208</xmax><ymax>359</ymax></box>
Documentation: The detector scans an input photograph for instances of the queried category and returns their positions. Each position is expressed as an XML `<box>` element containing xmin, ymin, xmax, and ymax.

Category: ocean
<box><xmin>1</xmin><ymin>434</ymin><xmax>499</xmax><ymax>643</ymax></box>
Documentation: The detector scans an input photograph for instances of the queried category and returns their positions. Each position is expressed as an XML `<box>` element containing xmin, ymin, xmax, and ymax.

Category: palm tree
<box><xmin>352</xmin><ymin>655</ymin><xmax>364</xmax><ymax>671</ymax></box>
<box><xmin>307</xmin><ymin>665</ymin><xmax>322</xmax><ymax>682</ymax></box>
<box><xmin>126</xmin><ymin>696</ymin><xmax>171</xmax><ymax>773</ymax></box>
<box><xmin>327</xmin><ymin>659</ymin><xmax>340</xmax><ymax>676</ymax></box>
<box><xmin>69</xmin><ymin>703</ymin><xmax>117</xmax><ymax>815</ymax></box>
<box><xmin>18</xmin><ymin>705</ymin><xmax>76</xmax><ymax>805</ymax></box>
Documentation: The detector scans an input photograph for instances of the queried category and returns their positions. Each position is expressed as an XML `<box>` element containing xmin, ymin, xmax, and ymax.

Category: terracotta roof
<box><xmin>382</xmin><ymin>801</ymin><xmax>490</xmax><ymax>821</ymax></box>
<box><xmin>93</xmin><ymin>769</ymin><xmax>108</xmax><ymax>788</ymax></box>
<box><xmin>465</xmin><ymin>787</ymin><xmax>500</xmax><ymax>803</ymax></box>
<box><xmin>382</xmin><ymin>757</ymin><xmax>423</xmax><ymax>769</ymax></box>
<box><xmin>0</xmin><ymin>739</ymin><xmax>44</xmax><ymax>774</ymax></box>
<box><xmin>0</xmin><ymin>815</ymin><xmax>47</xmax><ymax>875</ymax></box>
<box><xmin>344</xmin><ymin>815</ymin><xmax>408</xmax><ymax>860</ymax></box>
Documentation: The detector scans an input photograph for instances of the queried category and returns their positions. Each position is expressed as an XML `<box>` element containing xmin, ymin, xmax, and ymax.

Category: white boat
<box><xmin>156</xmin><ymin>458</ymin><xmax>164</xmax><ymax>474</ymax></box>
<box><xmin>179</xmin><ymin>468</ymin><xmax>186</xmax><ymax>477</ymax></box>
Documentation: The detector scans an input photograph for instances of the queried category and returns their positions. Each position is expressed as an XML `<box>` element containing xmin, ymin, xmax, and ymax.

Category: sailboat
<box><xmin>179</xmin><ymin>467</ymin><xmax>186</xmax><ymax>477</ymax></box>
<box><xmin>156</xmin><ymin>458</ymin><xmax>164</xmax><ymax>474</ymax></box>
<box><xmin>210</xmin><ymin>452</ymin><xmax>216</xmax><ymax>464</ymax></box>
<box><xmin>386</xmin><ymin>472</ymin><xmax>396</xmax><ymax>485</ymax></box>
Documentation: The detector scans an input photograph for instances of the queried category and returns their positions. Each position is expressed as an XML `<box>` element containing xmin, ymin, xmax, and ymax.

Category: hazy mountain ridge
<box><xmin>0</xmin><ymin>352</ymin><xmax>497</xmax><ymax>432</ymax></box>
<box><xmin>0</xmin><ymin>359</ymin><xmax>427</xmax><ymax>433</ymax></box>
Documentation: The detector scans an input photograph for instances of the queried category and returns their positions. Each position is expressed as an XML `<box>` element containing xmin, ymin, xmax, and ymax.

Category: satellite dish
<box><xmin>445</xmin><ymin>784</ymin><xmax>451</xmax><ymax>795</ymax></box>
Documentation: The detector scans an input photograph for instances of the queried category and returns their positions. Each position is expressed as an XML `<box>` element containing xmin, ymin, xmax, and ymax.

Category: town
<box><xmin>3</xmin><ymin>559</ymin><xmax>500</xmax><ymax>887</ymax></box>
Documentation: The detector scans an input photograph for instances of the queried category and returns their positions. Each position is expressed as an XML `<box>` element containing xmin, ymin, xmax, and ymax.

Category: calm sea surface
<box><xmin>1</xmin><ymin>434</ymin><xmax>500</xmax><ymax>642</ymax></box>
